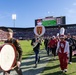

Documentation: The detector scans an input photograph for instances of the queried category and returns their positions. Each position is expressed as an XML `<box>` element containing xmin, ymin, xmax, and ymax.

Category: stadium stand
<box><xmin>0</xmin><ymin>24</ymin><xmax>76</xmax><ymax>40</ymax></box>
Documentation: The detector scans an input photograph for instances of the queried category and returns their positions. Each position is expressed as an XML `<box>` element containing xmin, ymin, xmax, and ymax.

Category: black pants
<box><xmin>3</xmin><ymin>66</ymin><xmax>23</xmax><ymax>75</ymax></box>
<box><xmin>34</xmin><ymin>50</ymin><xmax>39</xmax><ymax>64</ymax></box>
<box><xmin>69</xmin><ymin>46</ymin><xmax>72</xmax><ymax>62</ymax></box>
<box><xmin>51</xmin><ymin>47</ymin><xmax>56</xmax><ymax>57</ymax></box>
<box><xmin>47</xmin><ymin>47</ymin><xmax>50</xmax><ymax>56</ymax></box>
<box><xmin>44</xmin><ymin>44</ymin><xmax>48</xmax><ymax>53</ymax></box>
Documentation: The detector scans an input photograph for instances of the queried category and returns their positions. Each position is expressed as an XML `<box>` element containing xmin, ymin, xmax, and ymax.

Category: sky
<box><xmin>0</xmin><ymin>0</ymin><xmax>76</xmax><ymax>28</ymax></box>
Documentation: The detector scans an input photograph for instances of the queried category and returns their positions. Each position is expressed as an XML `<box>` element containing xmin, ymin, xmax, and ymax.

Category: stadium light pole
<box><xmin>12</xmin><ymin>14</ymin><xmax>16</xmax><ymax>27</ymax></box>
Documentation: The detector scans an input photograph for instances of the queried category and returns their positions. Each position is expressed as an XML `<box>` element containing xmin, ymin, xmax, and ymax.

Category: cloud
<box><xmin>47</xmin><ymin>11</ymin><xmax>50</xmax><ymax>14</ymax></box>
<box><xmin>44</xmin><ymin>11</ymin><xmax>54</xmax><ymax>17</ymax></box>
<box><xmin>65</xmin><ymin>9</ymin><xmax>76</xmax><ymax>18</ymax></box>
<box><xmin>64</xmin><ymin>2</ymin><xmax>76</xmax><ymax>24</ymax></box>
<box><xmin>73</xmin><ymin>2</ymin><xmax>76</xmax><ymax>6</ymax></box>
<box><xmin>65</xmin><ymin>5</ymin><xmax>76</xmax><ymax>18</ymax></box>
<box><xmin>64</xmin><ymin>2</ymin><xmax>76</xmax><ymax>17</ymax></box>
<box><xmin>68</xmin><ymin>9</ymin><xmax>76</xmax><ymax>14</ymax></box>
<box><xmin>47</xmin><ymin>11</ymin><xmax>54</xmax><ymax>15</ymax></box>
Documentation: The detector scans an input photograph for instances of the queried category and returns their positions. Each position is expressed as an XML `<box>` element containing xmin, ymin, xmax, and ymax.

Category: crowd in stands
<box><xmin>0</xmin><ymin>29</ymin><xmax>7</xmax><ymax>41</ymax></box>
<box><xmin>0</xmin><ymin>25</ymin><xmax>76</xmax><ymax>40</ymax></box>
<box><xmin>13</xmin><ymin>29</ymin><xmax>34</xmax><ymax>40</ymax></box>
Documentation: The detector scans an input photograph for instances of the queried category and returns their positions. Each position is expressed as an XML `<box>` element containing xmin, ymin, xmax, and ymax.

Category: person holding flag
<box><xmin>31</xmin><ymin>23</ymin><xmax>45</xmax><ymax>68</ymax></box>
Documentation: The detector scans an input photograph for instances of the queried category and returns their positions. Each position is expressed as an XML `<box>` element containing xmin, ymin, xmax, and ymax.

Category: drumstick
<box><xmin>11</xmin><ymin>65</ymin><xmax>17</xmax><ymax>69</ymax></box>
<box><xmin>11</xmin><ymin>65</ymin><xmax>20</xmax><ymax>70</ymax></box>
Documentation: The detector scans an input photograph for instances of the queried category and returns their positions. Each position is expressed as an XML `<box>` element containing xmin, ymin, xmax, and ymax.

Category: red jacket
<box><xmin>48</xmin><ymin>39</ymin><xmax>57</xmax><ymax>48</ymax></box>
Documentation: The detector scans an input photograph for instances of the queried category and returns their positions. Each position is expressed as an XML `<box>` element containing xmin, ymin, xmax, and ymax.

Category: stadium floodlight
<box><xmin>12</xmin><ymin>14</ymin><xmax>16</xmax><ymax>27</ymax></box>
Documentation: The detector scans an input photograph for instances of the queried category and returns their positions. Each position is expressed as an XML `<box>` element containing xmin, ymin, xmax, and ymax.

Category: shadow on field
<box><xmin>43</xmin><ymin>64</ymin><xmax>59</xmax><ymax>71</ymax></box>
<box><xmin>68</xmin><ymin>71</ymin><xmax>76</xmax><ymax>75</ymax></box>
<box><xmin>22</xmin><ymin>67</ymin><xmax>44</xmax><ymax>75</ymax></box>
<box><xmin>22</xmin><ymin>55</ymin><xmax>34</xmax><ymax>60</ymax></box>
<box><xmin>44</xmin><ymin>71</ymin><xmax>76</xmax><ymax>75</ymax></box>
<box><xmin>72</xmin><ymin>56</ymin><xmax>76</xmax><ymax>62</ymax></box>
<box><xmin>19</xmin><ymin>50</ymin><xmax>53</xmax><ymax>75</ymax></box>
<box><xmin>21</xmin><ymin>54</ymin><xmax>50</xmax><ymax>68</ymax></box>
<box><xmin>45</xmin><ymin>65</ymin><xmax>59</xmax><ymax>70</ymax></box>
<box><xmin>43</xmin><ymin>71</ymin><xmax>67</xmax><ymax>75</ymax></box>
<box><xmin>22</xmin><ymin>49</ymin><xmax>47</xmax><ymax>60</ymax></box>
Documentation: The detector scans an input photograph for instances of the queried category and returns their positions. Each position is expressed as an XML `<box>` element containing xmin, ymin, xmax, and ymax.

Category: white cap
<box><xmin>52</xmin><ymin>36</ymin><xmax>55</xmax><ymax>38</ymax></box>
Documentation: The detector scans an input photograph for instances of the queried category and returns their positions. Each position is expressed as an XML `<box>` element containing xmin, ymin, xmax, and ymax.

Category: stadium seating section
<box><xmin>0</xmin><ymin>24</ymin><xmax>76</xmax><ymax>40</ymax></box>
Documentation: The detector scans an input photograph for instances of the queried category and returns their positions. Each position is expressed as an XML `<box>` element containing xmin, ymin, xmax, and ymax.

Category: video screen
<box><xmin>35</xmin><ymin>16</ymin><xmax>66</xmax><ymax>27</ymax></box>
<box><xmin>42</xmin><ymin>19</ymin><xmax>56</xmax><ymax>26</ymax></box>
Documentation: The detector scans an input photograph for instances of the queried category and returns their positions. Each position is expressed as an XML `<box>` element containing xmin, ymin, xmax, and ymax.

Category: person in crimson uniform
<box><xmin>3</xmin><ymin>28</ymin><xmax>23</xmax><ymax>75</ymax></box>
<box><xmin>56</xmin><ymin>35</ymin><xmax>69</xmax><ymax>72</ymax></box>
<box><xmin>48</xmin><ymin>36</ymin><xmax>57</xmax><ymax>59</ymax></box>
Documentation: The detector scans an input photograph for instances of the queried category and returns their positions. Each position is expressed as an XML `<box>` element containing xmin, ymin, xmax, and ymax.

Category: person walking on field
<box><xmin>56</xmin><ymin>28</ymin><xmax>69</xmax><ymax>72</ymax></box>
<box><xmin>65</xmin><ymin>33</ymin><xmax>74</xmax><ymax>64</ymax></box>
<box><xmin>48</xmin><ymin>36</ymin><xmax>57</xmax><ymax>59</ymax></box>
<box><xmin>31</xmin><ymin>35</ymin><xmax>41</xmax><ymax>68</ymax></box>
<box><xmin>3</xmin><ymin>28</ymin><xmax>23</xmax><ymax>75</ymax></box>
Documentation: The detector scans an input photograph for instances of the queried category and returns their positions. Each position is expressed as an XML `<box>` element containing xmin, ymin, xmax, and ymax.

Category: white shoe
<box><xmin>69</xmin><ymin>62</ymin><xmax>72</xmax><ymax>64</ymax></box>
<box><xmin>62</xmin><ymin>69</ymin><xmax>67</xmax><ymax>73</ymax></box>
<box><xmin>64</xmin><ymin>69</ymin><xmax>68</xmax><ymax>72</ymax></box>
<box><xmin>62</xmin><ymin>70</ymin><xmax>65</xmax><ymax>73</ymax></box>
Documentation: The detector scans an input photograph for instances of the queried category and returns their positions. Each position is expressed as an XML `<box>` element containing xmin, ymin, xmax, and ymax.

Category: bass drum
<box><xmin>0</xmin><ymin>43</ymin><xmax>17</xmax><ymax>71</ymax></box>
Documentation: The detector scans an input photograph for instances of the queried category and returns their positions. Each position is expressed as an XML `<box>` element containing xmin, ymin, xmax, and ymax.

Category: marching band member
<box><xmin>3</xmin><ymin>28</ymin><xmax>23</xmax><ymax>75</ymax></box>
<box><xmin>56</xmin><ymin>27</ymin><xmax>69</xmax><ymax>72</ymax></box>
<box><xmin>48</xmin><ymin>36</ymin><xmax>57</xmax><ymax>59</ymax></box>
<box><xmin>32</xmin><ymin>23</ymin><xmax>45</xmax><ymax>68</ymax></box>
<box><xmin>31</xmin><ymin>35</ymin><xmax>41</xmax><ymax>68</ymax></box>
<box><xmin>44</xmin><ymin>36</ymin><xmax>49</xmax><ymax>56</ymax></box>
<box><xmin>66</xmin><ymin>33</ymin><xmax>74</xmax><ymax>64</ymax></box>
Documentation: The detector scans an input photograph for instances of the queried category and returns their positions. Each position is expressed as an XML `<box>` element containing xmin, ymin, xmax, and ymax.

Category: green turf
<box><xmin>0</xmin><ymin>40</ymin><xmax>45</xmax><ymax>59</ymax></box>
<box><xmin>1</xmin><ymin>40</ymin><xmax>76</xmax><ymax>75</ymax></box>
<box><xmin>41</xmin><ymin>56</ymin><xmax>76</xmax><ymax>75</ymax></box>
<box><xmin>17</xmin><ymin>40</ymin><xmax>44</xmax><ymax>59</ymax></box>
<box><xmin>19</xmin><ymin>40</ymin><xmax>44</xmax><ymax>52</ymax></box>
<box><xmin>19</xmin><ymin>40</ymin><xmax>33</xmax><ymax>59</ymax></box>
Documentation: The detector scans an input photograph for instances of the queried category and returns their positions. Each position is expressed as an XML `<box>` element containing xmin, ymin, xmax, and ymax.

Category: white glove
<box><xmin>17</xmin><ymin>61</ymin><xmax>21</xmax><ymax>67</ymax></box>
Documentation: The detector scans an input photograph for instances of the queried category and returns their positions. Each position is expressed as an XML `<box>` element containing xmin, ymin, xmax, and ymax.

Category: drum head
<box><xmin>0</xmin><ymin>44</ymin><xmax>16</xmax><ymax>71</ymax></box>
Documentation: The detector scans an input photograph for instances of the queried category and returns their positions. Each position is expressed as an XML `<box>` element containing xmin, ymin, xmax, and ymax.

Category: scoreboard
<box><xmin>35</xmin><ymin>16</ymin><xmax>66</xmax><ymax>26</ymax></box>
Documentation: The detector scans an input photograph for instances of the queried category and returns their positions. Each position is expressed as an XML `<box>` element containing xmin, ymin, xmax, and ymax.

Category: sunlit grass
<box><xmin>0</xmin><ymin>40</ymin><xmax>76</xmax><ymax>75</ymax></box>
<box><xmin>41</xmin><ymin>56</ymin><xmax>76</xmax><ymax>75</ymax></box>
<box><xmin>0</xmin><ymin>40</ymin><xmax>45</xmax><ymax>59</ymax></box>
